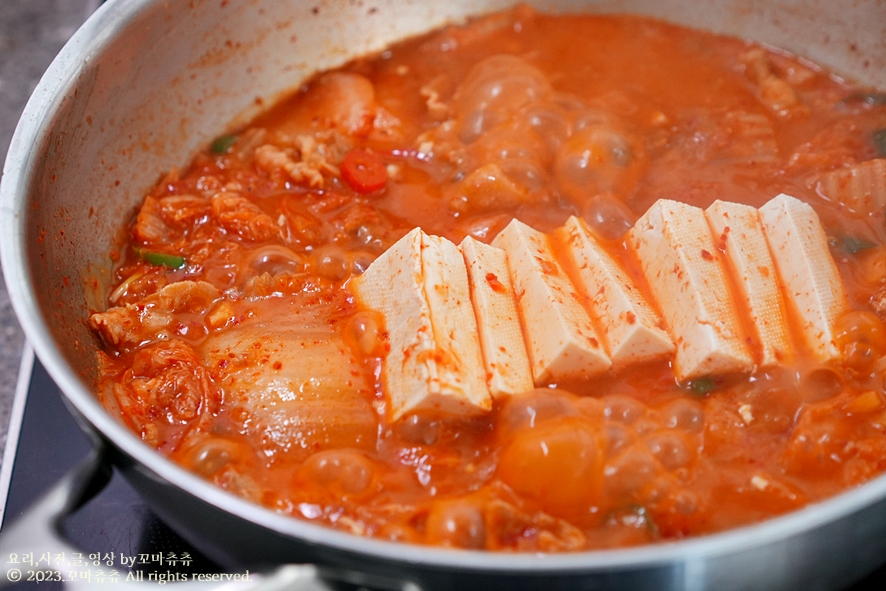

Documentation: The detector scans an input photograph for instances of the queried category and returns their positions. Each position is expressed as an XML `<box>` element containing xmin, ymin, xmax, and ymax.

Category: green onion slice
<box><xmin>136</xmin><ymin>248</ymin><xmax>186</xmax><ymax>269</ymax></box>
<box><xmin>683</xmin><ymin>376</ymin><xmax>716</xmax><ymax>396</ymax></box>
<box><xmin>842</xmin><ymin>92</ymin><xmax>886</xmax><ymax>107</ymax></box>
<box><xmin>874</xmin><ymin>129</ymin><xmax>886</xmax><ymax>157</ymax></box>
<box><xmin>211</xmin><ymin>134</ymin><xmax>237</xmax><ymax>154</ymax></box>
<box><xmin>842</xmin><ymin>235</ymin><xmax>876</xmax><ymax>255</ymax></box>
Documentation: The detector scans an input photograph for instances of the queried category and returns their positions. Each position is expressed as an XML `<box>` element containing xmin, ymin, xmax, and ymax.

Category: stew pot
<box><xmin>1</xmin><ymin>0</ymin><xmax>886</xmax><ymax>589</ymax></box>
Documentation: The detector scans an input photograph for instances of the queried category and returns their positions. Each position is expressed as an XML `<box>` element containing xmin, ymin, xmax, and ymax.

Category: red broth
<box><xmin>90</xmin><ymin>7</ymin><xmax>886</xmax><ymax>550</ymax></box>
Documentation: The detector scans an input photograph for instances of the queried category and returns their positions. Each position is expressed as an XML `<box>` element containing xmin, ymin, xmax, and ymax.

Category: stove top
<box><xmin>4</xmin><ymin>350</ymin><xmax>886</xmax><ymax>590</ymax></box>
<box><xmin>0</xmin><ymin>351</ymin><xmax>220</xmax><ymax>589</ymax></box>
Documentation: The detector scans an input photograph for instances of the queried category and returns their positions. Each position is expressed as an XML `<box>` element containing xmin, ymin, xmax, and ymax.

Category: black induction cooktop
<box><xmin>0</xmin><ymin>352</ymin><xmax>221</xmax><ymax>590</ymax></box>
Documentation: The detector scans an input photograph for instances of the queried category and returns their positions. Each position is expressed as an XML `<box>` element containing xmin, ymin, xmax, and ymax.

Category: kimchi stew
<box><xmin>89</xmin><ymin>6</ymin><xmax>886</xmax><ymax>551</ymax></box>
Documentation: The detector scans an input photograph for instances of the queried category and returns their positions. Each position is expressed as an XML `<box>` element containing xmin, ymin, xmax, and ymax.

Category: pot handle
<box><xmin>0</xmin><ymin>448</ymin><xmax>421</xmax><ymax>591</ymax></box>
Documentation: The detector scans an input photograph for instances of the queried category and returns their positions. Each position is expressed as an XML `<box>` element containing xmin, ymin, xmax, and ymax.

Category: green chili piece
<box><xmin>874</xmin><ymin>129</ymin><xmax>886</xmax><ymax>157</ymax></box>
<box><xmin>842</xmin><ymin>92</ymin><xmax>886</xmax><ymax>107</ymax></box>
<box><xmin>842</xmin><ymin>235</ymin><xmax>876</xmax><ymax>255</ymax></box>
<box><xmin>211</xmin><ymin>134</ymin><xmax>237</xmax><ymax>154</ymax></box>
<box><xmin>684</xmin><ymin>376</ymin><xmax>716</xmax><ymax>396</ymax></box>
<box><xmin>137</xmin><ymin>248</ymin><xmax>186</xmax><ymax>269</ymax></box>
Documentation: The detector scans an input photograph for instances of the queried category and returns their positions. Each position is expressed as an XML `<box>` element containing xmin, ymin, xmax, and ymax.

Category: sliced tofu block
<box><xmin>422</xmin><ymin>233</ymin><xmax>493</xmax><ymax>406</ymax></box>
<box><xmin>554</xmin><ymin>216</ymin><xmax>674</xmax><ymax>369</ymax></box>
<box><xmin>492</xmin><ymin>219</ymin><xmax>611</xmax><ymax>383</ymax></box>
<box><xmin>460</xmin><ymin>237</ymin><xmax>534</xmax><ymax>398</ymax></box>
<box><xmin>817</xmin><ymin>159</ymin><xmax>886</xmax><ymax>216</ymax></box>
<box><xmin>629</xmin><ymin>199</ymin><xmax>754</xmax><ymax>380</ymax></box>
<box><xmin>706</xmin><ymin>200</ymin><xmax>792</xmax><ymax>367</ymax></box>
<box><xmin>759</xmin><ymin>193</ymin><xmax>848</xmax><ymax>362</ymax></box>
<box><xmin>351</xmin><ymin>228</ymin><xmax>491</xmax><ymax>420</ymax></box>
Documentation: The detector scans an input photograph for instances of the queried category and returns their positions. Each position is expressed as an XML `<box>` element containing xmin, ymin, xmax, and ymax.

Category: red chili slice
<box><xmin>340</xmin><ymin>149</ymin><xmax>388</xmax><ymax>194</ymax></box>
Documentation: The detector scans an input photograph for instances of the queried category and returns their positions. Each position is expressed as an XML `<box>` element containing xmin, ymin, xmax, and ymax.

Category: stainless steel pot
<box><xmin>2</xmin><ymin>0</ymin><xmax>886</xmax><ymax>589</ymax></box>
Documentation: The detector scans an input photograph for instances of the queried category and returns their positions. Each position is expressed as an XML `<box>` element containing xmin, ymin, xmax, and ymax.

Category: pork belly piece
<box><xmin>706</xmin><ymin>200</ymin><xmax>792</xmax><ymax>367</ymax></box>
<box><xmin>460</xmin><ymin>236</ymin><xmax>533</xmax><ymax>398</ymax></box>
<box><xmin>741</xmin><ymin>47</ymin><xmax>806</xmax><ymax>117</ymax></box>
<box><xmin>90</xmin><ymin>280</ymin><xmax>220</xmax><ymax>347</ymax></box>
<box><xmin>759</xmin><ymin>193</ymin><xmax>849</xmax><ymax>362</ymax></box>
<box><xmin>351</xmin><ymin>228</ymin><xmax>491</xmax><ymax>420</ymax></box>
<box><xmin>102</xmin><ymin>340</ymin><xmax>220</xmax><ymax>451</ymax></box>
<box><xmin>492</xmin><ymin>219</ymin><xmax>611</xmax><ymax>384</ymax></box>
<box><xmin>629</xmin><ymin>199</ymin><xmax>754</xmax><ymax>380</ymax></box>
<box><xmin>554</xmin><ymin>216</ymin><xmax>673</xmax><ymax>369</ymax></box>
<box><xmin>816</xmin><ymin>159</ymin><xmax>886</xmax><ymax>216</ymax></box>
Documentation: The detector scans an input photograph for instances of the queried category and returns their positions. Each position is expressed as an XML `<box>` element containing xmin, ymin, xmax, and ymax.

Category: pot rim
<box><xmin>3</xmin><ymin>0</ymin><xmax>886</xmax><ymax>574</ymax></box>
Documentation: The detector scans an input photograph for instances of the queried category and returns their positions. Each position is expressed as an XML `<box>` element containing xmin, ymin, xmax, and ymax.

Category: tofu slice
<box><xmin>758</xmin><ymin>193</ymin><xmax>848</xmax><ymax>362</ymax></box>
<box><xmin>492</xmin><ymin>219</ymin><xmax>611</xmax><ymax>383</ymax></box>
<box><xmin>460</xmin><ymin>237</ymin><xmax>534</xmax><ymax>398</ymax></box>
<box><xmin>351</xmin><ymin>228</ymin><xmax>491</xmax><ymax>420</ymax></box>
<box><xmin>629</xmin><ymin>199</ymin><xmax>754</xmax><ymax>380</ymax></box>
<box><xmin>706</xmin><ymin>200</ymin><xmax>792</xmax><ymax>367</ymax></box>
<box><xmin>554</xmin><ymin>216</ymin><xmax>674</xmax><ymax>369</ymax></box>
